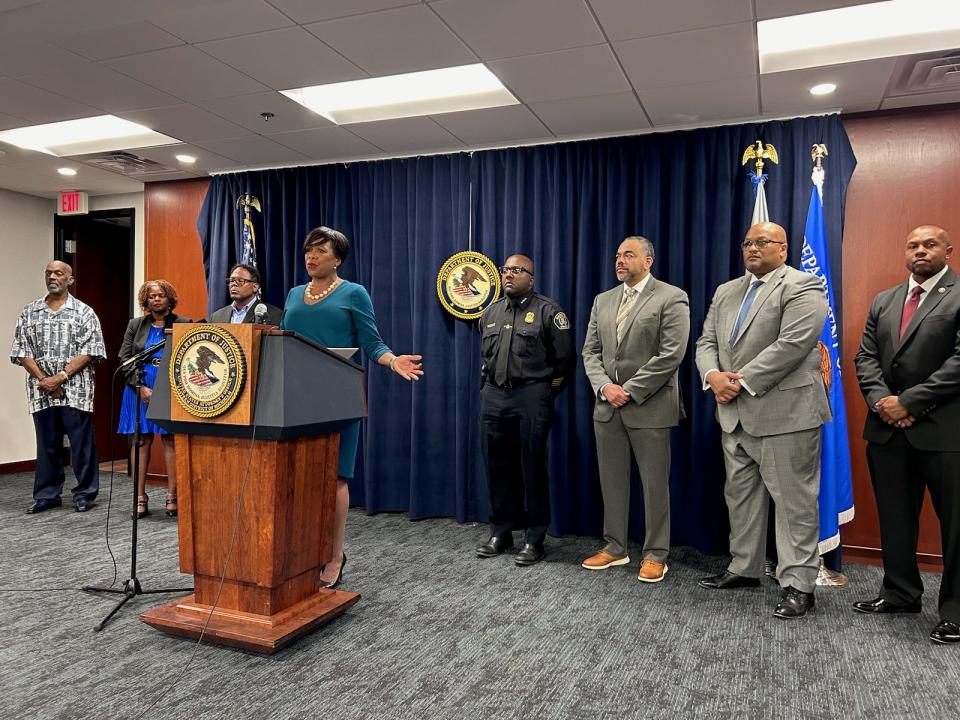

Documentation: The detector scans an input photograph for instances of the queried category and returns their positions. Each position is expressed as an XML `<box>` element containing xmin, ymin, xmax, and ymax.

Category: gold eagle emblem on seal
<box><xmin>170</xmin><ymin>325</ymin><xmax>246</xmax><ymax>418</ymax></box>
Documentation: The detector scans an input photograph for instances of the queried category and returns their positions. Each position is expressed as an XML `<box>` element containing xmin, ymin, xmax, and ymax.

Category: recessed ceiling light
<box><xmin>810</xmin><ymin>83</ymin><xmax>837</xmax><ymax>96</ymax></box>
<box><xmin>57</xmin><ymin>167</ymin><xmax>77</xmax><ymax>176</ymax></box>
<box><xmin>0</xmin><ymin>115</ymin><xmax>180</xmax><ymax>157</ymax></box>
<box><xmin>175</xmin><ymin>154</ymin><xmax>197</xmax><ymax>164</ymax></box>
<box><xmin>281</xmin><ymin>63</ymin><xmax>518</xmax><ymax>125</ymax></box>
<box><xmin>758</xmin><ymin>0</ymin><xmax>960</xmax><ymax>73</ymax></box>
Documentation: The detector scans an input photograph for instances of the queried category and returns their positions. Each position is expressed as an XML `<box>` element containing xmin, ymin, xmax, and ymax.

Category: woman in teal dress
<box><xmin>283</xmin><ymin>226</ymin><xmax>423</xmax><ymax>588</ymax></box>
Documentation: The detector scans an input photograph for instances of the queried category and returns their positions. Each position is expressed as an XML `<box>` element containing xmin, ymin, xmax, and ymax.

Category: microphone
<box><xmin>118</xmin><ymin>339</ymin><xmax>166</xmax><ymax>370</ymax></box>
<box><xmin>254</xmin><ymin>303</ymin><xmax>268</xmax><ymax>324</ymax></box>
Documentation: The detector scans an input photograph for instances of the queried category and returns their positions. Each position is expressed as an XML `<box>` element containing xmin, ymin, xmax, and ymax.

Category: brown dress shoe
<box><xmin>582</xmin><ymin>550</ymin><xmax>630</xmax><ymax>570</ymax></box>
<box><xmin>637</xmin><ymin>559</ymin><xmax>667</xmax><ymax>583</ymax></box>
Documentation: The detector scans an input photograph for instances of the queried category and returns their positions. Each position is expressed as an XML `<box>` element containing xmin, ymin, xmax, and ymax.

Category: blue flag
<box><xmin>800</xmin><ymin>169</ymin><xmax>855</xmax><ymax>553</ymax></box>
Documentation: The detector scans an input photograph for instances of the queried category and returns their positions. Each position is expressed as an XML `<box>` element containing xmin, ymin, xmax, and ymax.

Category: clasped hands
<box><xmin>36</xmin><ymin>374</ymin><xmax>65</xmax><ymax>398</ymax></box>
<box><xmin>874</xmin><ymin>395</ymin><xmax>915</xmax><ymax>428</ymax></box>
<box><xmin>707</xmin><ymin>371</ymin><xmax>743</xmax><ymax>405</ymax></box>
<box><xmin>601</xmin><ymin>383</ymin><xmax>631</xmax><ymax>408</ymax></box>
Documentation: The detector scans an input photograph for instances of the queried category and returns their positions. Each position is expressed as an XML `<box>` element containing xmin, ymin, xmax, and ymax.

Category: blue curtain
<box><xmin>198</xmin><ymin>113</ymin><xmax>855</xmax><ymax>554</ymax></box>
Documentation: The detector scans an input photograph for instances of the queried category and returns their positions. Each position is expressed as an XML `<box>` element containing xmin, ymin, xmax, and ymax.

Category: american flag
<box><xmin>240</xmin><ymin>216</ymin><xmax>257</xmax><ymax>268</ymax></box>
<box><xmin>189</xmin><ymin>372</ymin><xmax>213</xmax><ymax>387</ymax></box>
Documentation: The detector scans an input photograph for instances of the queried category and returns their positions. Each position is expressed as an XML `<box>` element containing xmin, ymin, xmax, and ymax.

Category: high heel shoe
<box><xmin>319</xmin><ymin>552</ymin><xmax>346</xmax><ymax>590</ymax></box>
<box><xmin>165</xmin><ymin>493</ymin><xmax>178</xmax><ymax>517</ymax></box>
<box><xmin>135</xmin><ymin>495</ymin><xmax>149</xmax><ymax>519</ymax></box>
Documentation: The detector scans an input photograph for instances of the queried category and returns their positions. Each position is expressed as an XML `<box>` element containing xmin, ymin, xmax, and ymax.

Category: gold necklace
<box><xmin>305</xmin><ymin>276</ymin><xmax>339</xmax><ymax>301</ymax></box>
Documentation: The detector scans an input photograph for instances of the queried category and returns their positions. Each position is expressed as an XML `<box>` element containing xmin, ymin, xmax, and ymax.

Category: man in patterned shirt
<box><xmin>10</xmin><ymin>261</ymin><xmax>106</xmax><ymax>513</ymax></box>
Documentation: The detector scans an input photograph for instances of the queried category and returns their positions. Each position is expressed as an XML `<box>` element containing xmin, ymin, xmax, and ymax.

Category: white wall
<box><xmin>0</xmin><ymin>189</ymin><xmax>56</xmax><ymax>464</ymax></box>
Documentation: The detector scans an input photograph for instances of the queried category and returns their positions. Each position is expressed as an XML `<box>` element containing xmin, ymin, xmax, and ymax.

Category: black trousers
<box><xmin>32</xmin><ymin>406</ymin><xmax>99</xmax><ymax>502</ymax></box>
<box><xmin>867</xmin><ymin>432</ymin><xmax>960</xmax><ymax>622</ymax></box>
<box><xmin>480</xmin><ymin>382</ymin><xmax>554</xmax><ymax>545</ymax></box>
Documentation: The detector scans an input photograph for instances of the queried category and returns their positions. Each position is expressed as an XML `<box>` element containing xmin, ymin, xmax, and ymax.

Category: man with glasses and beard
<box><xmin>475</xmin><ymin>254</ymin><xmax>575</xmax><ymax>566</ymax></box>
<box><xmin>210</xmin><ymin>263</ymin><xmax>282</xmax><ymax>325</ymax></box>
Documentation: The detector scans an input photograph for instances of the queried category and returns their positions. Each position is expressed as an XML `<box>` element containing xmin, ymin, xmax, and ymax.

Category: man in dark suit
<box><xmin>854</xmin><ymin>224</ymin><xmax>960</xmax><ymax>645</ymax></box>
<box><xmin>210</xmin><ymin>263</ymin><xmax>282</xmax><ymax>325</ymax></box>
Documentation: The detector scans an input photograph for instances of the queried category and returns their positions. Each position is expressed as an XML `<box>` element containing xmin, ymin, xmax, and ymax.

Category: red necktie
<box><xmin>899</xmin><ymin>286</ymin><xmax>924</xmax><ymax>338</ymax></box>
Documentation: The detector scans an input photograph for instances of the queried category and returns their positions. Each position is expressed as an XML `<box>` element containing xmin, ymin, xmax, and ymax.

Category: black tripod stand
<box><xmin>83</xmin><ymin>353</ymin><xmax>192</xmax><ymax>631</ymax></box>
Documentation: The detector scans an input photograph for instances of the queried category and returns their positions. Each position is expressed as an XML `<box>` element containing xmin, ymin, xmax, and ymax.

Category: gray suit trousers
<box><xmin>721</xmin><ymin>425</ymin><xmax>821</xmax><ymax>593</ymax></box>
<box><xmin>594</xmin><ymin>413</ymin><xmax>671</xmax><ymax>561</ymax></box>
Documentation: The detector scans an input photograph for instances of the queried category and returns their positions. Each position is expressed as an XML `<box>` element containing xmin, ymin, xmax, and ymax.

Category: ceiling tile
<box><xmin>305</xmin><ymin>4</ymin><xmax>474</xmax><ymax>75</ymax></box>
<box><xmin>125</xmin><ymin>143</ymin><xmax>239</xmax><ymax>174</ymax></box>
<box><xmin>755</xmin><ymin>0</ymin><xmax>880</xmax><ymax>21</ymax></box>
<box><xmin>431</xmin><ymin>105</ymin><xmax>552</xmax><ymax>145</ymax></box>
<box><xmin>54</xmin><ymin>20</ymin><xmax>184</xmax><ymax>61</ymax></box>
<box><xmin>881</xmin><ymin>89</ymin><xmax>960</xmax><ymax>110</ymax></box>
<box><xmin>266</xmin><ymin>0</ymin><xmax>420</xmax><ymax>24</ymax></box>
<box><xmin>193</xmin><ymin>91</ymin><xmax>335</xmax><ymax>133</ymax></box>
<box><xmin>615</xmin><ymin>22</ymin><xmax>757</xmax><ymax>91</ymax></box>
<box><xmin>640</xmin><ymin>75</ymin><xmax>759</xmax><ymax>127</ymax></box>
<box><xmin>118</xmin><ymin>104</ymin><xmax>251</xmax><ymax>143</ymax></box>
<box><xmin>430</xmin><ymin>0</ymin><xmax>604</xmax><ymax>60</ymax></box>
<box><xmin>0</xmin><ymin>79</ymin><xmax>100</xmax><ymax>123</ymax></box>
<box><xmin>20</xmin><ymin>63</ymin><xmax>180</xmax><ymax>113</ymax></box>
<box><xmin>268</xmin><ymin>126</ymin><xmax>382</xmax><ymax>159</ymax></box>
<box><xmin>195</xmin><ymin>134</ymin><xmax>309</xmax><ymax>165</ymax></box>
<box><xmin>148</xmin><ymin>0</ymin><xmax>294</xmax><ymax>43</ymax></box>
<box><xmin>346</xmin><ymin>116</ymin><xmax>465</xmax><ymax>153</ymax></box>
<box><xmin>106</xmin><ymin>45</ymin><xmax>268</xmax><ymax>100</ymax></box>
<box><xmin>529</xmin><ymin>92</ymin><xmax>651</xmax><ymax>136</ymax></box>
<box><xmin>760</xmin><ymin>58</ymin><xmax>896</xmax><ymax>115</ymax></box>
<box><xmin>0</xmin><ymin>111</ymin><xmax>30</xmax><ymax>131</ymax></box>
<box><xmin>488</xmin><ymin>45</ymin><xmax>628</xmax><ymax>104</ymax></box>
<box><xmin>198</xmin><ymin>27</ymin><xmax>365</xmax><ymax>90</ymax></box>
<box><xmin>0</xmin><ymin>41</ymin><xmax>89</xmax><ymax>77</ymax></box>
<box><xmin>590</xmin><ymin>0</ymin><xmax>753</xmax><ymax>42</ymax></box>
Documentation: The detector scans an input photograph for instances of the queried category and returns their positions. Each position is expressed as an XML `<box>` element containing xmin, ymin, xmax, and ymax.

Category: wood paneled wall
<box><xmin>841</xmin><ymin>107</ymin><xmax>960</xmax><ymax>563</ymax></box>
<box><xmin>145</xmin><ymin>179</ymin><xmax>210</xmax><ymax>321</ymax></box>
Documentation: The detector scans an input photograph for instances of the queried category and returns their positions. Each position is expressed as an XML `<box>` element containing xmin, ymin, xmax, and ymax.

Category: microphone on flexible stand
<box><xmin>117</xmin><ymin>339</ymin><xmax>166</xmax><ymax>370</ymax></box>
<box><xmin>254</xmin><ymin>303</ymin><xmax>268</xmax><ymax>324</ymax></box>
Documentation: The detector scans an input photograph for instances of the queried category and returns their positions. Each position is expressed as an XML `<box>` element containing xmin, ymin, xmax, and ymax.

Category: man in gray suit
<box><xmin>210</xmin><ymin>263</ymin><xmax>282</xmax><ymax>325</ymax></box>
<box><xmin>581</xmin><ymin>236</ymin><xmax>690</xmax><ymax>583</ymax></box>
<box><xmin>854</xmin><ymin>225</ymin><xmax>960</xmax><ymax>645</ymax></box>
<box><xmin>695</xmin><ymin>221</ymin><xmax>829</xmax><ymax>618</ymax></box>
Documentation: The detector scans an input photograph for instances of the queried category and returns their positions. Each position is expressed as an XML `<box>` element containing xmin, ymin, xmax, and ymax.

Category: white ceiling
<box><xmin>0</xmin><ymin>0</ymin><xmax>956</xmax><ymax>198</ymax></box>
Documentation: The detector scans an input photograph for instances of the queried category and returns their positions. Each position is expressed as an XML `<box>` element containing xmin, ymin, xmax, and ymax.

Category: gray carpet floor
<box><xmin>1</xmin><ymin>469</ymin><xmax>958</xmax><ymax>720</ymax></box>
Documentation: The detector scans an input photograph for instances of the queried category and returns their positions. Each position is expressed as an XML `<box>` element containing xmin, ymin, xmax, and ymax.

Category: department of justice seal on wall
<box><xmin>170</xmin><ymin>325</ymin><xmax>247</xmax><ymax>418</ymax></box>
<box><xmin>436</xmin><ymin>251</ymin><xmax>500</xmax><ymax>320</ymax></box>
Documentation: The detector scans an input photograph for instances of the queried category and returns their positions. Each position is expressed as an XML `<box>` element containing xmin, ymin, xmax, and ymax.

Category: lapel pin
<box><xmin>939</xmin><ymin>287</ymin><xmax>945</xmax><ymax>294</ymax></box>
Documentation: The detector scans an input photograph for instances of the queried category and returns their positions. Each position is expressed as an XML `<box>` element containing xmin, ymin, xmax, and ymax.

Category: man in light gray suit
<box><xmin>695</xmin><ymin>221</ymin><xmax>830</xmax><ymax>618</ymax></box>
<box><xmin>581</xmin><ymin>236</ymin><xmax>690</xmax><ymax>583</ymax></box>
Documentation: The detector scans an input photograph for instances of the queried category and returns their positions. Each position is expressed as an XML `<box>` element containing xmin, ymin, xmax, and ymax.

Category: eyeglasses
<box><xmin>499</xmin><ymin>266</ymin><xmax>532</xmax><ymax>276</ymax></box>
<box><xmin>227</xmin><ymin>277</ymin><xmax>256</xmax><ymax>286</ymax></box>
<box><xmin>741</xmin><ymin>239</ymin><xmax>785</xmax><ymax>250</ymax></box>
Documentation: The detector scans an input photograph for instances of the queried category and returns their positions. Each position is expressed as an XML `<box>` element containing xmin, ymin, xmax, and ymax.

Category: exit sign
<box><xmin>58</xmin><ymin>191</ymin><xmax>88</xmax><ymax>215</ymax></box>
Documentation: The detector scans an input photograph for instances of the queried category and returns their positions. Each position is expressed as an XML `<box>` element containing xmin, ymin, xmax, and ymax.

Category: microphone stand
<box><xmin>82</xmin><ymin>353</ymin><xmax>193</xmax><ymax>631</ymax></box>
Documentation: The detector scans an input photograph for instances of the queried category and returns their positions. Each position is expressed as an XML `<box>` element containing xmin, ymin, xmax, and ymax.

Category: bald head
<box><xmin>44</xmin><ymin>260</ymin><xmax>74</xmax><ymax>298</ymax></box>
<box><xmin>905</xmin><ymin>224</ymin><xmax>952</xmax><ymax>281</ymax></box>
<box><xmin>743</xmin><ymin>222</ymin><xmax>788</xmax><ymax>277</ymax></box>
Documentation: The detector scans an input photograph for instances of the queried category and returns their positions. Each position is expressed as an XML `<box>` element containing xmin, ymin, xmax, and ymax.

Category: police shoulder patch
<box><xmin>554</xmin><ymin>312</ymin><xmax>570</xmax><ymax>330</ymax></box>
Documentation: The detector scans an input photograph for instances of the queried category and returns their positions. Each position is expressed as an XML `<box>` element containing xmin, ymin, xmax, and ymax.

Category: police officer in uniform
<box><xmin>475</xmin><ymin>254</ymin><xmax>575</xmax><ymax>565</ymax></box>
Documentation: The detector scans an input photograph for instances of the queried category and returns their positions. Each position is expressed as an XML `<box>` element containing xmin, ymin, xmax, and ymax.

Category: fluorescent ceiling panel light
<box><xmin>281</xmin><ymin>64</ymin><xmax>518</xmax><ymax>125</ymax></box>
<box><xmin>57</xmin><ymin>167</ymin><xmax>77</xmax><ymax>176</ymax></box>
<box><xmin>809</xmin><ymin>82</ymin><xmax>837</xmax><ymax>95</ymax></box>
<box><xmin>0</xmin><ymin>115</ymin><xmax>180</xmax><ymax>157</ymax></box>
<box><xmin>758</xmin><ymin>0</ymin><xmax>960</xmax><ymax>73</ymax></box>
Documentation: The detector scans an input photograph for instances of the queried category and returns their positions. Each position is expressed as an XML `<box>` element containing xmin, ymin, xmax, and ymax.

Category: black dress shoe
<box><xmin>853</xmin><ymin>597</ymin><xmax>921</xmax><ymax>614</ymax></box>
<box><xmin>698</xmin><ymin>570</ymin><xmax>761</xmax><ymax>590</ymax></box>
<box><xmin>476</xmin><ymin>535</ymin><xmax>513</xmax><ymax>558</ymax></box>
<box><xmin>74</xmin><ymin>497</ymin><xmax>94</xmax><ymax>512</ymax></box>
<box><xmin>774</xmin><ymin>586</ymin><xmax>815</xmax><ymax>619</ymax></box>
<box><xmin>26</xmin><ymin>497</ymin><xmax>62</xmax><ymax>514</ymax></box>
<box><xmin>515</xmin><ymin>543</ymin><xmax>545</xmax><ymax>566</ymax></box>
<box><xmin>931</xmin><ymin>621</ymin><xmax>960</xmax><ymax>644</ymax></box>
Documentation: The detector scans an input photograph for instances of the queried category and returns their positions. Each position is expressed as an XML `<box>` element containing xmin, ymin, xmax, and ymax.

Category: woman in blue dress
<box><xmin>283</xmin><ymin>227</ymin><xmax>423</xmax><ymax>588</ymax></box>
<box><xmin>117</xmin><ymin>280</ymin><xmax>191</xmax><ymax>519</ymax></box>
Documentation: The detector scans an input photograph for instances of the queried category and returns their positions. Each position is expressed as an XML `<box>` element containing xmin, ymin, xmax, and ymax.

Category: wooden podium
<box><xmin>141</xmin><ymin>324</ymin><xmax>365</xmax><ymax>653</ymax></box>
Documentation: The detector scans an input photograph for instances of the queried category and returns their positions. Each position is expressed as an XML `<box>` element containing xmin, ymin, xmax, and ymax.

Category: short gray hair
<box><xmin>624</xmin><ymin>235</ymin><xmax>655</xmax><ymax>260</ymax></box>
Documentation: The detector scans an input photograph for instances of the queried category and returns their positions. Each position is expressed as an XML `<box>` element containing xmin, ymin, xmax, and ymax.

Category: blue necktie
<box><xmin>729</xmin><ymin>279</ymin><xmax>764</xmax><ymax>346</ymax></box>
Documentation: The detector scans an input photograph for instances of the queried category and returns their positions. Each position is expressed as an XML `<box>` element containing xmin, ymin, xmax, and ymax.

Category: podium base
<box><xmin>140</xmin><ymin>588</ymin><xmax>359</xmax><ymax>654</ymax></box>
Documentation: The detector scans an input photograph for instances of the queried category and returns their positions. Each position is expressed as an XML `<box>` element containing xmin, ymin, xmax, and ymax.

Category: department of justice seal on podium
<box><xmin>436</xmin><ymin>251</ymin><xmax>500</xmax><ymax>320</ymax></box>
<box><xmin>170</xmin><ymin>325</ymin><xmax>246</xmax><ymax>418</ymax></box>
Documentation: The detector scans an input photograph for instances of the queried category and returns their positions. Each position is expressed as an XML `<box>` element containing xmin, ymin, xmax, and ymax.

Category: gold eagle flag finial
<box><xmin>741</xmin><ymin>140</ymin><xmax>779</xmax><ymax>177</ymax></box>
<box><xmin>235</xmin><ymin>193</ymin><xmax>261</xmax><ymax>218</ymax></box>
<box><xmin>811</xmin><ymin>143</ymin><xmax>828</xmax><ymax>168</ymax></box>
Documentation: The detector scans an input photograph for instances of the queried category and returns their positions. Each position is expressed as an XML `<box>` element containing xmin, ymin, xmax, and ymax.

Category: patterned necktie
<box><xmin>729</xmin><ymin>279</ymin><xmax>764</xmax><ymax>346</ymax></box>
<box><xmin>899</xmin><ymin>286</ymin><xmax>924</xmax><ymax>338</ymax></box>
<box><xmin>493</xmin><ymin>302</ymin><xmax>517</xmax><ymax>386</ymax></box>
<box><xmin>616</xmin><ymin>288</ymin><xmax>638</xmax><ymax>344</ymax></box>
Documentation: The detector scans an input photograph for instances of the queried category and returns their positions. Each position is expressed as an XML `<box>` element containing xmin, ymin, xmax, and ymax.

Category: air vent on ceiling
<box><xmin>888</xmin><ymin>49</ymin><xmax>960</xmax><ymax>96</ymax></box>
<box><xmin>74</xmin><ymin>150</ymin><xmax>175</xmax><ymax>177</ymax></box>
